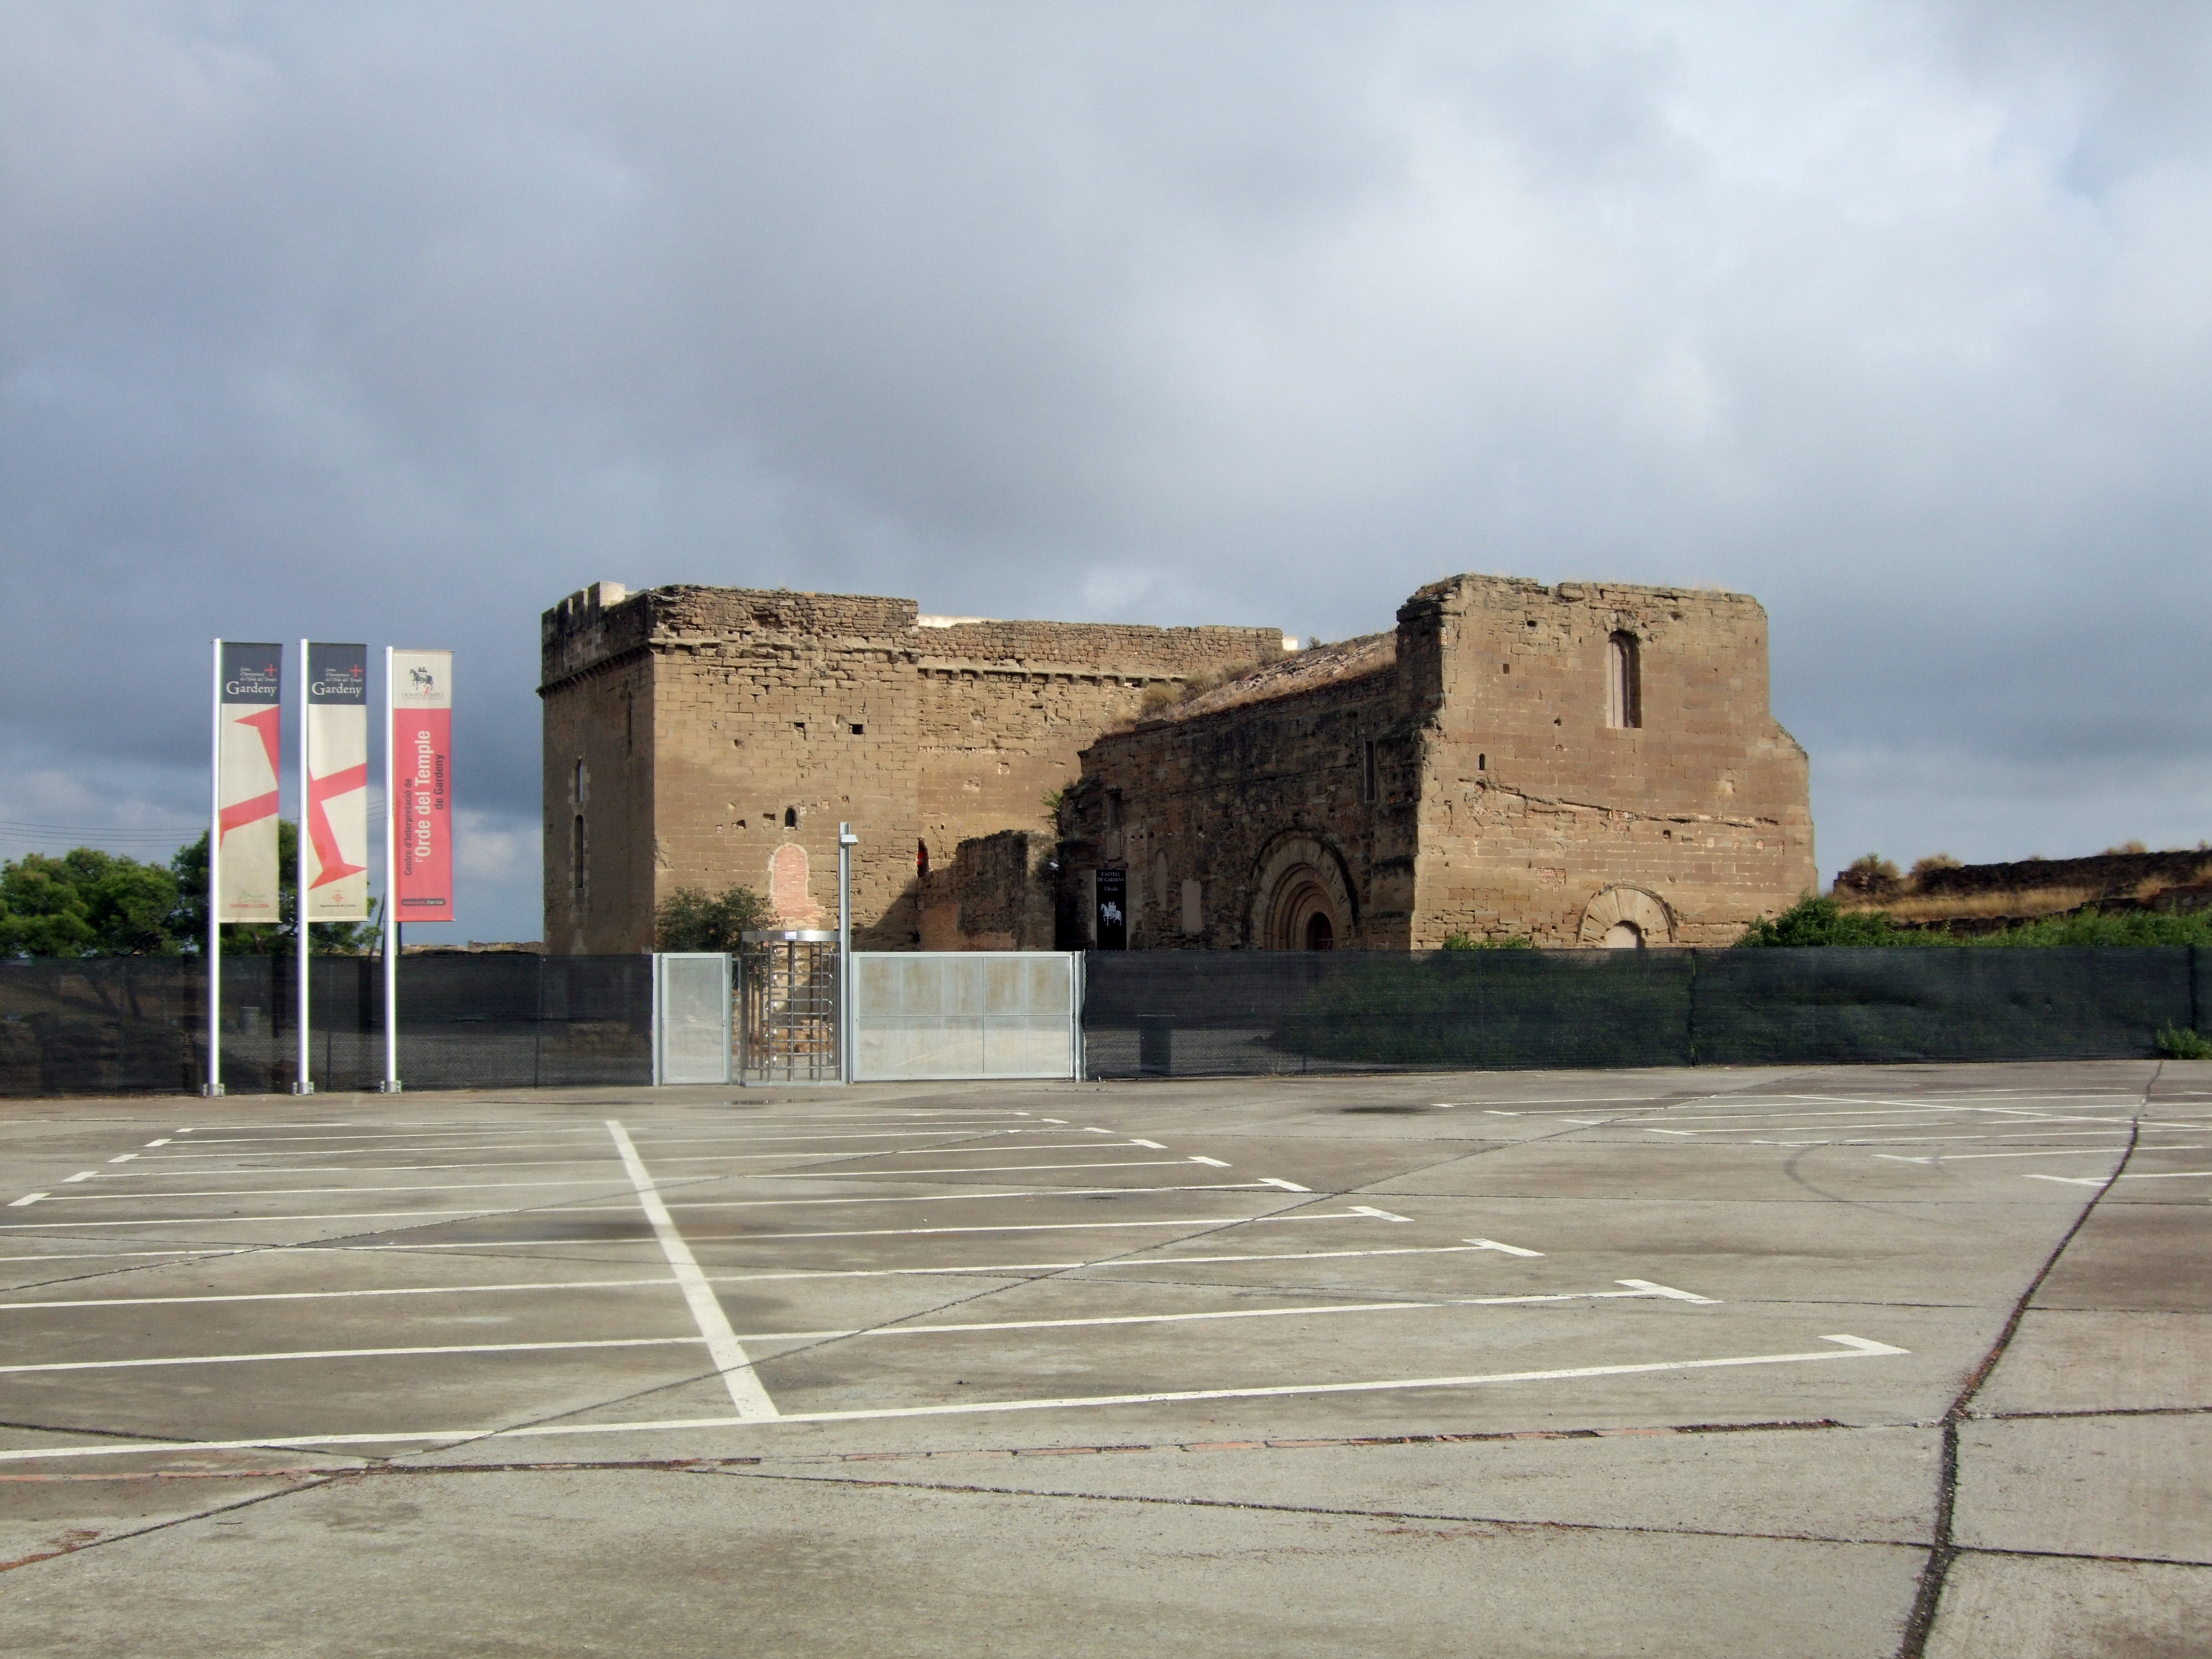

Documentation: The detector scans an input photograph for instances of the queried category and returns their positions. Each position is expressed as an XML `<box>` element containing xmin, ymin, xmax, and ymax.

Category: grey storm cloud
<box><xmin>4</xmin><ymin>1</ymin><xmax>2210</xmax><ymax>940</ymax></box>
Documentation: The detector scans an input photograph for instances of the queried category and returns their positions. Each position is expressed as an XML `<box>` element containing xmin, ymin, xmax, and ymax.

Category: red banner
<box><xmin>390</xmin><ymin>649</ymin><xmax>453</xmax><ymax>924</ymax></box>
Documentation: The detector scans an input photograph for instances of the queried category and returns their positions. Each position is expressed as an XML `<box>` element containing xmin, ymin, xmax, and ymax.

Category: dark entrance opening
<box><xmin>1304</xmin><ymin>912</ymin><xmax>1334</xmax><ymax>951</ymax></box>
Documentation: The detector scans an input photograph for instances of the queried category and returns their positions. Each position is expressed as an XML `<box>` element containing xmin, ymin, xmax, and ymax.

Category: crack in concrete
<box><xmin>713</xmin><ymin>1464</ymin><xmax>1934</xmax><ymax>1551</ymax></box>
<box><xmin>0</xmin><ymin>1474</ymin><xmax>338</xmax><ymax>1575</ymax></box>
<box><xmin>1892</xmin><ymin>1112</ymin><xmax>2145</xmax><ymax>1659</ymax></box>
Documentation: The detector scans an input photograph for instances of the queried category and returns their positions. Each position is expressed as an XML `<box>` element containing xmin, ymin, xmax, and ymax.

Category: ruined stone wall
<box><xmin>542</xmin><ymin>585</ymin><xmax>1282</xmax><ymax>952</ymax></box>
<box><xmin>1406</xmin><ymin>575</ymin><xmax>1815</xmax><ymax>946</ymax></box>
<box><xmin>1061</xmin><ymin>637</ymin><xmax>1414</xmax><ymax>950</ymax></box>
<box><xmin>913</xmin><ymin>621</ymin><xmax>1284</xmax><ymax>874</ymax></box>
<box><xmin>917</xmin><ymin>830</ymin><xmax>1057</xmax><ymax>951</ymax></box>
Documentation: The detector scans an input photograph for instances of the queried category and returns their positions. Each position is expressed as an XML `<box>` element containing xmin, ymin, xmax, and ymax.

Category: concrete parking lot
<box><xmin>1</xmin><ymin>1060</ymin><xmax>2205</xmax><ymax>1656</ymax></box>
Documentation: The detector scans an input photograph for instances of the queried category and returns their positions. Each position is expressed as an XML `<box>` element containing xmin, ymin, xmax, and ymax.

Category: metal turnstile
<box><xmin>738</xmin><ymin>929</ymin><xmax>840</xmax><ymax>1084</ymax></box>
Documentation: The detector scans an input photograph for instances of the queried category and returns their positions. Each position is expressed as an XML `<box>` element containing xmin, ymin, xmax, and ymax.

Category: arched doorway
<box><xmin>1578</xmin><ymin>886</ymin><xmax>1674</xmax><ymax>948</ymax></box>
<box><xmin>1251</xmin><ymin>832</ymin><xmax>1357</xmax><ymax>951</ymax></box>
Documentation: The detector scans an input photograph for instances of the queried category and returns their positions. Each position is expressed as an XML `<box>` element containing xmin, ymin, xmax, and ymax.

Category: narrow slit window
<box><xmin>571</xmin><ymin>814</ymin><xmax>586</xmax><ymax>905</ymax></box>
<box><xmin>1607</xmin><ymin>632</ymin><xmax>1642</xmax><ymax>729</ymax></box>
<box><xmin>1362</xmin><ymin>739</ymin><xmax>1378</xmax><ymax>802</ymax></box>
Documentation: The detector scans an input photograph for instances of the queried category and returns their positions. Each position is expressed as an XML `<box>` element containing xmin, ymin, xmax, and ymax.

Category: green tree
<box><xmin>0</xmin><ymin>847</ymin><xmax>184</xmax><ymax>957</ymax></box>
<box><xmin>654</xmin><ymin>884</ymin><xmax>774</xmax><ymax>952</ymax></box>
<box><xmin>168</xmin><ymin>824</ymin><xmax>380</xmax><ymax>955</ymax></box>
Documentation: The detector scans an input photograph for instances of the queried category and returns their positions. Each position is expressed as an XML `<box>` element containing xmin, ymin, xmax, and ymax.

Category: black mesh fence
<box><xmin>1082</xmin><ymin>946</ymin><xmax>2212</xmax><ymax>1078</ymax></box>
<box><xmin>8</xmin><ymin>945</ymin><xmax>2205</xmax><ymax>1094</ymax></box>
<box><xmin>0</xmin><ymin>955</ymin><xmax>651</xmax><ymax>1097</ymax></box>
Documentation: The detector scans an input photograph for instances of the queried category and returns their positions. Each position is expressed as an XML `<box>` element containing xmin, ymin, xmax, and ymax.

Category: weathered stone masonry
<box><xmin>1059</xmin><ymin>574</ymin><xmax>1815</xmax><ymax>949</ymax></box>
<box><xmin>539</xmin><ymin>582</ymin><xmax>1285</xmax><ymax>952</ymax></box>
<box><xmin>543</xmin><ymin>572</ymin><xmax>1814</xmax><ymax>953</ymax></box>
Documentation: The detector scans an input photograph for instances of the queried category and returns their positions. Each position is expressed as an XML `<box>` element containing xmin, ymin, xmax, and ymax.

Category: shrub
<box><xmin>654</xmin><ymin>885</ymin><xmax>774</xmax><ymax>952</ymax></box>
<box><xmin>1441</xmin><ymin>932</ymin><xmax>1532</xmax><ymax>950</ymax></box>
<box><xmin>2156</xmin><ymin>1024</ymin><xmax>2212</xmax><ymax>1060</ymax></box>
<box><xmin>1974</xmin><ymin>908</ymin><xmax>2212</xmax><ymax>948</ymax></box>
<box><xmin>1735</xmin><ymin>896</ymin><xmax>1920</xmax><ymax>947</ymax></box>
<box><xmin>1908</xmin><ymin>853</ymin><xmax>1960</xmax><ymax>880</ymax></box>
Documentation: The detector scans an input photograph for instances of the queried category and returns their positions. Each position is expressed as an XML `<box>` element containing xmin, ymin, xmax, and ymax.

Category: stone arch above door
<box><xmin>1578</xmin><ymin>884</ymin><xmax>1674</xmax><ymax>948</ymax></box>
<box><xmin>1251</xmin><ymin>832</ymin><xmax>1358</xmax><ymax>951</ymax></box>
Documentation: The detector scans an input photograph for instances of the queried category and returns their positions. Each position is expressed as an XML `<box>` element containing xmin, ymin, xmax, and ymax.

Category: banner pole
<box><xmin>206</xmin><ymin>639</ymin><xmax>224</xmax><ymax>1097</ymax></box>
<box><xmin>294</xmin><ymin>638</ymin><xmax>313</xmax><ymax>1094</ymax></box>
<box><xmin>382</xmin><ymin>645</ymin><xmax>401</xmax><ymax>1093</ymax></box>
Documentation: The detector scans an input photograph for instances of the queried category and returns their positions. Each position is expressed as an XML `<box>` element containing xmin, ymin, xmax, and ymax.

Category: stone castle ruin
<box><xmin>540</xmin><ymin>573</ymin><xmax>1816</xmax><ymax>953</ymax></box>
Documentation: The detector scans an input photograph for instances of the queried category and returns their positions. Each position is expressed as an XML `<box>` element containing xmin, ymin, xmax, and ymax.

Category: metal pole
<box><xmin>205</xmin><ymin>640</ymin><xmax>224</xmax><ymax>1097</ymax></box>
<box><xmin>837</xmin><ymin>823</ymin><xmax>857</xmax><ymax>1084</ymax></box>
<box><xmin>294</xmin><ymin>638</ymin><xmax>313</xmax><ymax>1094</ymax></box>
<box><xmin>382</xmin><ymin>646</ymin><xmax>401</xmax><ymax>1093</ymax></box>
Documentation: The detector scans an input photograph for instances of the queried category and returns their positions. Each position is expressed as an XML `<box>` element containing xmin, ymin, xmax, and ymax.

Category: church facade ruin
<box><xmin>540</xmin><ymin>573</ymin><xmax>1815</xmax><ymax>953</ymax></box>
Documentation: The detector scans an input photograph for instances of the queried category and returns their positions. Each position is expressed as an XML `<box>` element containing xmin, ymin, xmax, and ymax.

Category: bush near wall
<box><xmin>1738</xmin><ymin>895</ymin><xmax>2212</xmax><ymax>950</ymax></box>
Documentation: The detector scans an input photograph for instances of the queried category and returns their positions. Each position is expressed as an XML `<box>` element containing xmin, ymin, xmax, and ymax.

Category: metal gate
<box><xmin>651</xmin><ymin>953</ymin><xmax>732</xmax><ymax>1085</ymax></box>
<box><xmin>849</xmin><ymin>952</ymin><xmax>1081</xmax><ymax>1082</ymax></box>
<box><xmin>738</xmin><ymin>930</ymin><xmax>841</xmax><ymax>1084</ymax></box>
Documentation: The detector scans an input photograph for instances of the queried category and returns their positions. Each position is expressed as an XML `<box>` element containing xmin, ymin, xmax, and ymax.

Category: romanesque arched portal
<box><xmin>1251</xmin><ymin>832</ymin><xmax>1359</xmax><ymax>951</ymax></box>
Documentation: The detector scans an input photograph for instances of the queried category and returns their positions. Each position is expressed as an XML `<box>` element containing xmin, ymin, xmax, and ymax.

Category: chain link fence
<box><xmin>0</xmin><ymin>955</ymin><xmax>651</xmax><ymax>1096</ymax></box>
<box><xmin>1081</xmin><ymin>946</ymin><xmax>2212</xmax><ymax>1078</ymax></box>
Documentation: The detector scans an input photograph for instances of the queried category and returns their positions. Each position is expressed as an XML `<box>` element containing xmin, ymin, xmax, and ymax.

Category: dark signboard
<box><xmin>1094</xmin><ymin>868</ymin><xmax>1128</xmax><ymax>950</ymax></box>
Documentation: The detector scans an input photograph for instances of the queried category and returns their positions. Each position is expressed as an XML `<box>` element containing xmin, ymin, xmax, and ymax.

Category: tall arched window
<box><xmin>1606</xmin><ymin>632</ymin><xmax>1642</xmax><ymax>729</ymax></box>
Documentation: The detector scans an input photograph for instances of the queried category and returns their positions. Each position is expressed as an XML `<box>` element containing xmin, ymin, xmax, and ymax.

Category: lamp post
<box><xmin>837</xmin><ymin>822</ymin><xmax>857</xmax><ymax>1084</ymax></box>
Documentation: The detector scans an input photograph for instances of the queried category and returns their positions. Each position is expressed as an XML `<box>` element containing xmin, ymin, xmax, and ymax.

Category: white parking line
<box><xmin>159</xmin><ymin>1118</ymin><xmax>1037</xmax><ymax>1148</ymax></box>
<box><xmin>1875</xmin><ymin>1147</ymin><xmax>2197</xmax><ymax>1165</ymax></box>
<box><xmin>732</xmin><ymin>1283</ymin><xmax>1721</xmax><ymax>1341</ymax></box>
<box><xmin>0</xmin><ymin>1337</ymin><xmax>1912</xmax><ymax>1463</ymax></box>
<box><xmin>697</xmin><ymin>1211</ymin><xmax>1404</xmax><ymax>1244</ymax></box>
<box><xmin>19</xmin><ymin>1179</ymin><xmax>633</xmax><ymax>1204</ymax></box>
<box><xmin>0</xmin><ymin>1282</ymin><xmax>1719</xmax><ymax>1374</ymax></box>
<box><xmin>100</xmin><ymin>1144</ymin><xmax>1134</xmax><ymax>1176</ymax></box>
<box><xmin>0</xmin><ymin>1211</ymin><xmax>1400</xmax><ymax>1260</ymax></box>
<box><xmin>606</xmin><ymin>1120</ymin><xmax>777</xmax><ymax>1421</ymax></box>
<box><xmin>0</xmin><ymin>1183</ymin><xmax>1314</xmax><ymax>1230</ymax></box>
<box><xmin>2026</xmin><ymin>1169</ymin><xmax>2212</xmax><ymax>1186</ymax></box>
<box><xmin>119</xmin><ymin>1130</ymin><xmax>1055</xmax><ymax>1161</ymax></box>
<box><xmin>0</xmin><ymin>1336</ymin><xmax>709</xmax><ymax>1375</ymax></box>
<box><xmin>0</xmin><ymin>1243</ymin><xmax>1588</xmax><ymax>1311</ymax></box>
<box><xmin>744</xmin><ymin>1159</ymin><xmax>1219</xmax><ymax>1179</ymax></box>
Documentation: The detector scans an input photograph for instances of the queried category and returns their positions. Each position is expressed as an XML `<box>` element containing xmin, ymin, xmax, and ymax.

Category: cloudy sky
<box><xmin>5</xmin><ymin>1</ymin><xmax>2208</xmax><ymax>942</ymax></box>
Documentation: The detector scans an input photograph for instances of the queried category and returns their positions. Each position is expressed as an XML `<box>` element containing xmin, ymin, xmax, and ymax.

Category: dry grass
<box><xmin>1138</xmin><ymin>659</ymin><xmax>1268</xmax><ymax>721</ymax></box>
<box><xmin>2139</xmin><ymin>859</ymin><xmax>2212</xmax><ymax>897</ymax></box>
<box><xmin>1841</xmin><ymin>886</ymin><xmax>2103</xmax><ymax>922</ymax></box>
